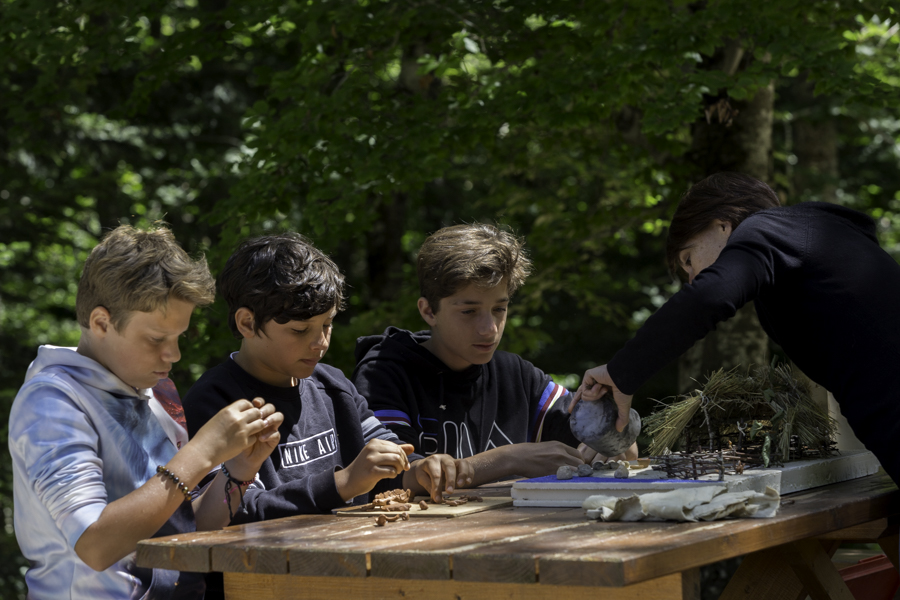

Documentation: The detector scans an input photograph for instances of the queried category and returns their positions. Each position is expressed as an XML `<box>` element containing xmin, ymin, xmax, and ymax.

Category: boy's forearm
<box><xmin>462</xmin><ymin>446</ymin><xmax>518</xmax><ymax>486</ymax></box>
<box><xmin>192</xmin><ymin>469</ymin><xmax>252</xmax><ymax>531</ymax></box>
<box><xmin>73</xmin><ymin>442</ymin><xmax>217</xmax><ymax>571</ymax></box>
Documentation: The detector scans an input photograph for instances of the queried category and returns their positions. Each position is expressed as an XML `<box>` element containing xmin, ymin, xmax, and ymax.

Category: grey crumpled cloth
<box><xmin>583</xmin><ymin>485</ymin><xmax>780</xmax><ymax>522</ymax></box>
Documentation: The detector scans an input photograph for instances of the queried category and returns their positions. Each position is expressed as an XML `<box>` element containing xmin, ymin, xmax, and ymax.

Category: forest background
<box><xmin>1</xmin><ymin>1</ymin><xmax>899</xmax><ymax>598</ymax></box>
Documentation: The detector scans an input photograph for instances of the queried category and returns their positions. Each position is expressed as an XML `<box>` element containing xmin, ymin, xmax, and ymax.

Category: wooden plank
<box><xmin>783</xmin><ymin>539</ymin><xmax>855</xmax><ymax>600</ymax></box>
<box><xmin>816</xmin><ymin>518</ymin><xmax>891</xmax><ymax>540</ymax></box>
<box><xmin>138</xmin><ymin>473</ymin><xmax>899</xmax><ymax>589</ymax></box>
<box><xmin>681</xmin><ymin>567</ymin><xmax>700</xmax><ymax>600</ymax></box>
<box><xmin>365</xmin><ymin>507</ymin><xmax>584</xmax><ymax>581</ymax></box>
<box><xmin>454</xmin><ymin>519</ymin><xmax>648</xmax><ymax>586</ymax></box>
<box><xmin>718</xmin><ymin>541</ymin><xmax>840</xmax><ymax>600</ymax></box>
<box><xmin>136</xmin><ymin>538</ymin><xmax>212</xmax><ymax>573</ymax></box>
<box><xmin>719</xmin><ymin>544</ymin><xmax>806</xmax><ymax>600</ymax></box>
<box><xmin>136</xmin><ymin>513</ymin><xmax>346</xmax><ymax>571</ymax></box>
<box><xmin>878</xmin><ymin>533</ymin><xmax>900</xmax><ymax>569</ymax></box>
<box><xmin>214</xmin><ymin>517</ymin><xmax>380</xmax><ymax>575</ymax></box>
<box><xmin>265</xmin><ymin>506</ymin><xmax>572</xmax><ymax>579</ymax></box>
<box><xmin>452</xmin><ymin>553</ymin><xmax>538</xmax><ymax>584</ymax></box>
<box><xmin>538</xmin><ymin>473</ymin><xmax>899</xmax><ymax>587</ymax></box>
<box><xmin>334</xmin><ymin>496</ymin><xmax>512</xmax><ymax>518</ymax></box>
<box><xmin>223</xmin><ymin>572</ymin><xmax>694</xmax><ymax>600</ymax></box>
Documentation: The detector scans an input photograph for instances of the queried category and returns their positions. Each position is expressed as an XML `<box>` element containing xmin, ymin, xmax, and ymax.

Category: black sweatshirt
<box><xmin>607</xmin><ymin>202</ymin><xmax>900</xmax><ymax>483</ymax></box>
<box><xmin>351</xmin><ymin>327</ymin><xmax>579</xmax><ymax>458</ymax></box>
<box><xmin>183</xmin><ymin>357</ymin><xmax>420</xmax><ymax>524</ymax></box>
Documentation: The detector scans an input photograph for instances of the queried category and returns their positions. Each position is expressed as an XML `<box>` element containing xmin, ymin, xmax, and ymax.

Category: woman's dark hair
<box><xmin>666</xmin><ymin>172</ymin><xmax>780</xmax><ymax>275</ymax></box>
<box><xmin>218</xmin><ymin>232</ymin><xmax>346</xmax><ymax>338</ymax></box>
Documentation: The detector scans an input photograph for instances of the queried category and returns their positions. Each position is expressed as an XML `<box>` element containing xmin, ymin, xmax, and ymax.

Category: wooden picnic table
<box><xmin>137</xmin><ymin>472</ymin><xmax>900</xmax><ymax>600</ymax></box>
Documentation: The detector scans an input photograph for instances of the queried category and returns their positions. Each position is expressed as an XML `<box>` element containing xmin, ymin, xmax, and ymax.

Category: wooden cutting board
<box><xmin>333</xmin><ymin>496</ymin><xmax>512</xmax><ymax>518</ymax></box>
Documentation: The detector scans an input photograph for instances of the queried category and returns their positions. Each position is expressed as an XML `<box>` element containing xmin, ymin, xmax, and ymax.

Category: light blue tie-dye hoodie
<box><xmin>9</xmin><ymin>346</ymin><xmax>204</xmax><ymax>599</ymax></box>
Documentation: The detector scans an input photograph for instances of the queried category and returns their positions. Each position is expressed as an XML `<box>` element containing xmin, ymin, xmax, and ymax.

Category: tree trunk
<box><xmin>364</xmin><ymin>192</ymin><xmax>407</xmax><ymax>303</ymax></box>
<box><xmin>788</xmin><ymin>76</ymin><xmax>838</xmax><ymax>203</ymax></box>
<box><xmin>678</xmin><ymin>76</ymin><xmax>774</xmax><ymax>393</ymax></box>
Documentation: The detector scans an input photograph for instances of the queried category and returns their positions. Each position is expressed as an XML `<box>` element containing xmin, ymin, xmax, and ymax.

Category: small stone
<box><xmin>605</xmin><ymin>460</ymin><xmax>618</xmax><ymax>470</ymax></box>
<box><xmin>614</xmin><ymin>464</ymin><xmax>630</xmax><ymax>479</ymax></box>
<box><xmin>576</xmin><ymin>463</ymin><xmax>593</xmax><ymax>477</ymax></box>
<box><xmin>591</xmin><ymin>461</ymin><xmax>606</xmax><ymax>471</ymax></box>
<box><xmin>556</xmin><ymin>465</ymin><xmax>578</xmax><ymax>480</ymax></box>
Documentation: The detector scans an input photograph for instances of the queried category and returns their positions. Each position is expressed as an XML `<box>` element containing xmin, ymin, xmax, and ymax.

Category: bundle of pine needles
<box><xmin>644</xmin><ymin>363</ymin><xmax>837</xmax><ymax>466</ymax></box>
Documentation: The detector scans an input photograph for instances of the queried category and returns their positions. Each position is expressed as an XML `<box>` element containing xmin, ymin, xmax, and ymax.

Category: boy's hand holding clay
<box><xmin>190</xmin><ymin>397</ymin><xmax>283</xmax><ymax>472</ymax></box>
<box><xmin>224</xmin><ymin>397</ymin><xmax>284</xmax><ymax>481</ymax></box>
<box><xmin>334</xmin><ymin>438</ymin><xmax>412</xmax><ymax>501</ymax></box>
<box><xmin>408</xmin><ymin>455</ymin><xmax>475</xmax><ymax>503</ymax></box>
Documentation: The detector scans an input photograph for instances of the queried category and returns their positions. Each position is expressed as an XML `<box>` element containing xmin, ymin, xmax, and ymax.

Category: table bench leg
<box><xmin>878</xmin><ymin>533</ymin><xmax>899</xmax><ymax>568</ymax></box>
<box><xmin>719</xmin><ymin>540</ymin><xmax>856</xmax><ymax>600</ymax></box>
<box><xmin>224</xmin><ymin>570</ymin><xmax>700</xmax><ymax>600</ymax></box>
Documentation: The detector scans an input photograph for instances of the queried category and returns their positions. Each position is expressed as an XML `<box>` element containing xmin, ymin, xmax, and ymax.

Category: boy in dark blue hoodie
<box><xmin>184</xmin><ymin>233</ymin><xmax>468</xmax><ymax>525</ymax></box>
<box><xmin>352</xmin><ymin>224</ymin><xmax>637</xmax><ymax>485</ymax></box>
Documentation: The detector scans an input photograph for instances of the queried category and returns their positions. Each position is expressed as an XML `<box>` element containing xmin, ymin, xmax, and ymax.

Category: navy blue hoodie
<box><xmin>607</xmin><ymin>202</ymin><xmax>900</xmax><ymax>483</ymax></box>
<box><xmin>183</xmin><ymin>357</ymin><xmax>420</xmax><ymax>523</ymax></box>
<box><xmin>351</xmin><ymin>328</ymin><xmax>579</xmax><ymax>458</ymax></box>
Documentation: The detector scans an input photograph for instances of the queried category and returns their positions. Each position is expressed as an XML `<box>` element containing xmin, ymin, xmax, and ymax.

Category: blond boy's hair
<box><xmin>75</xmin><ymin>224</ymin><xmax>216</xmax><ymax>330</ymax></box>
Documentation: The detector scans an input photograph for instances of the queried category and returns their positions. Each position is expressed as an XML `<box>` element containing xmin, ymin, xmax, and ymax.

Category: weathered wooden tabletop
<box><xmin>137</xmin><ymin>472</ymin><xmax>900</xmax><ymax>600</ymax></box>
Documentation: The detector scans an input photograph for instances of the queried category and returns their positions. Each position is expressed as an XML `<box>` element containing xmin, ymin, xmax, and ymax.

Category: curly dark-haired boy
<box><xmin>184</xmin><ymin>233</ymin><xmax>468</xmax><ymax>526</ymax></box>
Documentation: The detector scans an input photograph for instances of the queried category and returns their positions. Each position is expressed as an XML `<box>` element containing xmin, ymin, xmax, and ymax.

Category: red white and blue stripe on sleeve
<box><xmin>374</xmin><ymin>409</ymin><xmax>412</xmax><ymax>428</ymax></box>
<box><xmin>529</xmin><ymin>381</ymin><xmax>568</xmax><ymax>443</ymax></box>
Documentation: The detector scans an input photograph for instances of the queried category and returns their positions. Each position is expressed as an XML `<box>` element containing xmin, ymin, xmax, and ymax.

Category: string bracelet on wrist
<box><xmin>156</xmin><ymin>465</ymin><xmax>193</xmax><ymax>503</ymax></box>
<box><xmin>220</xmin><ymin>463</ymin><xmax>255</xmax><ymax>520</ymax></box>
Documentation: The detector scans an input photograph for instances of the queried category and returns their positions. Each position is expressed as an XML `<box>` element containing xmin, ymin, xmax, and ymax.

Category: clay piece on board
<box><xmin>569</xmin><ymin>393</ymin><xmax>641</xmax><ymax>457</ymax></box>
<box><xmin>576</xmin><ymin>463</ymin><xmax>593</xmax><ymax>477</ymax></box>
<box><xmin>557</xmin><ymin>465</ymin><xmax>578</xmax><ymax>480</ymax></box>
<box><xmin>613</xmin><ymin>463</ymin><xmax>630</xmax><ymax>479</ymax></box>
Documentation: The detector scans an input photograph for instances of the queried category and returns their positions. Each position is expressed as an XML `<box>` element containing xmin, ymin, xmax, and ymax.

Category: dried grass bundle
<box><xmin>644</xmin><ymin>363</ymin><xmax>836</xmax><ymax>466</ymax></box>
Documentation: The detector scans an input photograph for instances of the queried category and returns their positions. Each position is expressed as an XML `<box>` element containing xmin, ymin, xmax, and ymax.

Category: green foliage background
<box><xmin>1</xmin><ymin>1</ymin><xmax>899</xmax><ymax>597</ymax></box>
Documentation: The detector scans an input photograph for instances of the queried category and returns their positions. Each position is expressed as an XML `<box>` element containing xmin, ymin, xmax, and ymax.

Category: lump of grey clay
<box><xmin>576</xmin><ymin>463</ymin><xmax>593</xmax><ymax>477</ymax></box>
<box><xmin>614</xmin><ymin>463</ymin><xmax>630</xmax><ymax>479</ymax></box>
<box><xmin>592</xmin><ymin>461</ymin><xmax>605</xmax><ymax>471</ymax></box>
<box><xmin>557</xmin><ymin>465</ymin><xmax>578</xmax><ymax>480</ymax></box>
<box><xmin>569</xmin><ymin>392</ymin><xmax>641</xmax><ymax>458</ymax></box>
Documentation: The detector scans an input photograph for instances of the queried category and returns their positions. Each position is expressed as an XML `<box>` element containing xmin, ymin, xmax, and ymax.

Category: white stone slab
<box><xmin>511</xmin><ymin>450</ymin><xmax>881</xmax><ymax>507</ymax></box>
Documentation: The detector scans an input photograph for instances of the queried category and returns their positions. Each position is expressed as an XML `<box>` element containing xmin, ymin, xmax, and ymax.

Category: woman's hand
<box><xmin>571</xmin><ymin>364</ymin><xmax>634</xmax><ymax>433</ymax></box>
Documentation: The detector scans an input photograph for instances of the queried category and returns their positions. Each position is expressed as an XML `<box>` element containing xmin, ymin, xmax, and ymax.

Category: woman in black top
<box><xmin>575</xmin><ymin>172</ymin><xmax>900</xmax><ymax>484</ymax></box>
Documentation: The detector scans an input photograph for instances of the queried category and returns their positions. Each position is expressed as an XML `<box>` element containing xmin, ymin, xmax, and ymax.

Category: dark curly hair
<box><xmin>666</xmin><ymin>172</ymin><xmax>780</xmax><ymax>276</ymax></box>
<box><xmin>219</xmin><ymin>232</ymin><xmax>346</xmax><ymax>338</ymax></box>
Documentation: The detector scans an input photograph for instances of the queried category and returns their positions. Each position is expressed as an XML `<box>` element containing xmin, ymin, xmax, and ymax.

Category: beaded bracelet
<box><xmin>156</xmin><ymin>465</ymin><xmax>193</xmax><ymax>502</ymax></box>
<box><xmin>220</xmin><ymin>463</ymin><xmax>255</xmax><ymax>488</ymax></box>
<box><xmin>220</xmin><ymin>463</ymin><xmax>255</xmax><ymax>521</ymax></box>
